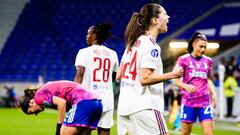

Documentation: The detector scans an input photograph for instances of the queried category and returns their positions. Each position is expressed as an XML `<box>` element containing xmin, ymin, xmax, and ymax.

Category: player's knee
<box><xmin>203</xmin><ymin>128</ymin><xmax>214</xmax><ymax>135</ymax></box>
<box><xmin>60</xmin><ymin>126</ymin><xmax>77</xmax><ymax>135</ymax></box>
<box><xmin>181</xmin><ymin>127</ymin><xmax>192</xmax><ymax>135</ymax></box>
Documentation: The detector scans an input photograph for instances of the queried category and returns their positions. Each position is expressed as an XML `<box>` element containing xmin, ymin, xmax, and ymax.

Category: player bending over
<box><xmin>20</xmin><ymin>80</ymin><xmax>103</xmax><ymax>135</ymax></box>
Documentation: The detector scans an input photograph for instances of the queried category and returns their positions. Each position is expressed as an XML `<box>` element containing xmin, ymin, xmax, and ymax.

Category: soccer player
<box><xmin>173</xmin><ymin>32</ymin><xmax>217</xmax><ymax>135</ymax></box>
<box><xmin>20</xmin><ymin>80</ymin><xmax>103</xmax><ymax>135</ymax></box>
<box><xmin>74</xmin><ymin>22</ymin><xmax>119</xmax><ymax>135</ymax></box>
<box><xmin>116</xmin><ymin>3</ymin><xmax>183</xmax><ymax>135</ymax></box>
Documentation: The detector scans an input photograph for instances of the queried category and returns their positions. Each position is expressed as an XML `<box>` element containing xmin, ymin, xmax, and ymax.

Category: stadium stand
<box><xmin>0</xmin><ymin>0</ymin><xmax>239</xmax><ymax>82</ymax></box>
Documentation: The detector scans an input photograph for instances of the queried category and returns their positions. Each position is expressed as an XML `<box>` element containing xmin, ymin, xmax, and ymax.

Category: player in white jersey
<box><xmin>74</xmin><ymin>22</ymin><xmax>119</xmax><ymax>135</ymax></box>
<box><xmin>117</xmin><ymin>3</ymin><xmax>183</xmax><ymax>135</ymax></box>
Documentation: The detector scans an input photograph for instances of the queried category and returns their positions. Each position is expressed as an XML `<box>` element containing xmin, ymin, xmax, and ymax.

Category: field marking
<box><xmin>216</xmin><ymin>125</ymin><xmax>240</xmax><ymax>132</ymax></box>
<box><xmin>169</xmin><ymin>130</ymin><xmax>199</xmax><ymax>135</ymax></box>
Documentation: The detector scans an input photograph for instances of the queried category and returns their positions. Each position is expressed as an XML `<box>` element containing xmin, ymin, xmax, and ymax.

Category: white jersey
<box><xmin>118</xmin><ymin>35</ymin><xmax>164</xmax><ymax>116</ymax></box>
<box><xmin>75</xmin><ymin>45</ymin><xmax>119</xmax><ymax>112</ymax></box>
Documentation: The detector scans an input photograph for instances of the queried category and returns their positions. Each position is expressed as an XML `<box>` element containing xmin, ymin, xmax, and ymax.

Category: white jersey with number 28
<box><xmin>75</xmin><ymin>45</ymin><xmax>119</xmax><ymax>112</ymax></box>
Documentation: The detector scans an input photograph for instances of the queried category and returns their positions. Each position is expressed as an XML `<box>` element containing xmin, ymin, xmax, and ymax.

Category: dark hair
<box><xmin>20</xmin><ymin>88</ymin><xmax>38</xmax><ymax>115</ymax></box>
<box><xmin>125</xmin><ymin>3</ymin><xmax>162</xmax><ymax>48</ymax></box>
<box><xmin>187</xmin><ymin>32</ymin><xmax>208</xmax><ymax>53</ymax></box>
<box><xmin>91</xmin><ymin>22</ymin><xmax>113</xmax><ymax>45</ymax></box>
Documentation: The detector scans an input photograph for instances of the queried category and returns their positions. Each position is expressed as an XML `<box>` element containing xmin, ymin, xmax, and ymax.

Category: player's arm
<box><xmin>116</xmin><ymin>63</ymin><xmax>123</xmax><ymax>82</ymax></box>
<box><xmin>52</xmin><ymin>96</ymin><xmax>66</xmax><ymax>135</ymax></box>
<box><xmin>208</xmin><ymin>79</ymin><xmax>217</xmax><ymax>108</ymax></box>
<box><xmin>52</xmin><ymin>96</ymin><xmax>66</xmax><ymax>123</ymax></box>
<box><xmin>208</xmin><ymin>68</ymin><xmax>217</xmax><ymax>108</ymax></box>
<box><xmin>140</xmin><ymin>66</ymin><xmax>183</xmax><ymax>86</ymax></box>
<box><xmin>173</xmin><ymin>78</ymin><xmax>194</xmax><ymax>93</ymax></box>
<box><xmin>74</xmin><ymin>66</ymin><xmax>85</xmax><ymax>84</ymax></box>
<box><xmin>140</xmin><ymin>45</ymin><xmax>183</xmax><ymax>85</ymax></box>
<box><xmin>172</xmin><ymin>58</ymin><xmax>195</xmax><ymax>93</ymax></box>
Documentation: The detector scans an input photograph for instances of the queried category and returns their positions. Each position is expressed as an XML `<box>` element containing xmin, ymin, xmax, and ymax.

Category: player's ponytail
<box><xmin>125</xmin><ymin>3</ymin><xmax>162</xmax><ymax>48</ymax></box>
<box><xmin>125</xmin><ymin>12</ymin><xmax>144</xmax><ymax>48</ymax></box>
<box><xmin>20</xmin><ymin>88</ymin><xmax>38</xmax><ymax>115</ymax></box>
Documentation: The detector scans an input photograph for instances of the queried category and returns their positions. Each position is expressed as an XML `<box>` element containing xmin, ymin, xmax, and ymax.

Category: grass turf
<box><xmin>0</xmin><ymin>108</ymin><xmax>239</xmax><ymax>135</ymax></box>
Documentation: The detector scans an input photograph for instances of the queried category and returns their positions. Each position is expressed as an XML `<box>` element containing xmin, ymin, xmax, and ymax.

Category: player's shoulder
<box><xmin>78</xmin><ymin>46</ymin><xmax>90</xmax><ymax>53</ymax></box>
<box><xmin>138</xmin><ymin>36</ymin><xmax>159</xmax><ymax>51</ymax></box>
<box><xmin>103</xmin><ymin>46</ymin><xmax>116</xmax><ymax>52</ymax></box>
<box><xmin>139</xmin><ymin>35</ymin><xmax>157</xmax><ymax>46</ymax></box>
<box><xmin>103</xmin><ymin>46</ymin><xmax>118</xmax><ymax>55</ymax></box>
<box><xmin>177</xmin><ymin>54</ymin><xmax>190</xmax><ymax>65</ymax></box>
<box><xmin>202</xmin><ymin>55</ymin><xmax>212</xmax><ymax>61</ymax></box>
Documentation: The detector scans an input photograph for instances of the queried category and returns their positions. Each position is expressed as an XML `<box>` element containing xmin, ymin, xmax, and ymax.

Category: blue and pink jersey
<box><xmin>34</xmin><ymin>81</ymin><xmax>100</xmax><ymax>107</ymax></box>
<box><xmin>176</xmin><ymin>54</ymin><xmax>212</xmax><ymax>108</ymax></box>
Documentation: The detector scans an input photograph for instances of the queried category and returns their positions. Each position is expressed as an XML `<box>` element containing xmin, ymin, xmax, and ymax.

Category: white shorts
<box><xmin>97</xmin><ymin>110</ymin><xmax>114</xmax><ymax>129</ymax></box>
<box><xmin>118</xmin><ymin>109</ymin><xmax>168</xmax><ymax>135</ymax></box>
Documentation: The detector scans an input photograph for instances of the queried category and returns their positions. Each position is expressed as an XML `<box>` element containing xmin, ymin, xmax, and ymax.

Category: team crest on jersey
<box><xmin>151</xmin><ymin>49</ymin><xmax>159</xmax><ymax>58</ymax></box>
<box><xmin>203</xmin><ymin>62</ymin><xmax>208</xmax><ymax>69</ymax></box>
<box><xmin>189</xmin><ymin>61</ymin><xmax>195</xmax><ymax>68</ymax></box>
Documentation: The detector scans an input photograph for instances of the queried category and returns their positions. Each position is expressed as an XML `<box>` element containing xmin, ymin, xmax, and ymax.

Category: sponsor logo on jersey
<box><xmin>121</xmin><ymin>81</ymin><xmax>134</xmax><ymax>87</ymax></box>
<box><xmin>93</xmin><ymin>84</ymin><xmax>109</xmax><ymax>90</ymax></box>
<box><xmin>189</xmin><ymin>69</ymin><xmax>207</xmax><ymax>79</ymax></box>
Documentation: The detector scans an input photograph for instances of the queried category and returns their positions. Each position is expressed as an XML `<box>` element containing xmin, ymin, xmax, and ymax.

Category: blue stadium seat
<box><xmin>1</xmin><ymin>0</ymin><xmax>235</xmax><ymax>82</ymax></box>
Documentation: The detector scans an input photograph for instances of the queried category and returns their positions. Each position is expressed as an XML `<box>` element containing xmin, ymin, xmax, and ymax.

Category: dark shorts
<box><xmin>180</xmin><ymin>104</ymin><xmax>213</xmax><ymax>123</ymax></box>
<box><xmin>63</xmin><ymin>99</ymin><xmax>103</xmax><ymax>129</ymax></box>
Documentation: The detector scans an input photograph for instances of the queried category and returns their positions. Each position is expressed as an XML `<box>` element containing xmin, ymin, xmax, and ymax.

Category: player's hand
<box><xmin>185</xmin><ymin>84</ymin><xmax>195</xmax><ymax>93</ymax></box>
<box><xmin>172</xmin><ymin>66</ymin><xmax>183</xmax><ymax>78</ymax></box>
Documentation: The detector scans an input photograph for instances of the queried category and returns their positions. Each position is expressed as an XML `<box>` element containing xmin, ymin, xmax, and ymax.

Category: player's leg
<box><xmin>180</xmin><ymin>105</ymin><xmax>197</xmax><ymax>135</ymax></box>
<box><xmin>63</xmin><ymin>100</ymin><xmax>103</xmax><ymax>135</ymax></box>
<box><xmin>61</xmin><ymin>126</ymin><xmax>92</xmax><ymax>135</ymax></box>
<box><xmin>82</xmin><ymin>127</ymin><xmax>92</xmax><ymax>135</ymax></box>
<box><xmin>200</xmin><ymin>120</ymin><xmax>214</xmax><ymax>135</ymax></box>
<box><xmin>117</xmin><ymin>115</ymin><xmax>135</xmax><ymax>135</ymax></box>
<box><xmin>60</xmin><ymin>126</ymin><xmax>78</xmax><ymax>135</ymax></box>
<box><xmin>199</xmin><ymin>105</ymin><xmax>214</xmax><ymax>135</ymax></box>
<box><xmin>97</xmin><ymin>110</ymin><xmax>114</xmax><ymax>135</ymax></box>
<box><xmin>181</xmin><ymin>122</ymin><xmax>193</xmax><ymax>135</ymax></box>
<box><xmin>130</xmin><ymin>109</ymin><xmax>168</xmax><ymax>135</ymax></box>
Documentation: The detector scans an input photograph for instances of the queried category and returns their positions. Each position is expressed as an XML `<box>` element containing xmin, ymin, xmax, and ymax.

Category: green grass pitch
<box><xmin>0</xmin><ymin>108</ymin><xmax>239</xmax><ymax>135</ymax></box>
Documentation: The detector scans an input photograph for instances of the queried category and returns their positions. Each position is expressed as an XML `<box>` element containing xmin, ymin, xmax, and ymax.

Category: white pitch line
<box><xmin>169</xmin><ymin>130</ymin><xmax>199</xmax><ymax>135</ymax></box>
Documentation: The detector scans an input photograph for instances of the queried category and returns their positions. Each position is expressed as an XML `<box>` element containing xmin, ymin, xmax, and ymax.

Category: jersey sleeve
<box><xmin>75</xmin><ymin>49</ymin><xmax>86</xmax><ymax>67</ymax></box>
<box><xmin>176</xmin><ymin>56</ymin><xmax>185</xmax><ymax>69</ymax></box>
<box><xmin>113</xmin><ymin>51</ymin><xmax>119</xmax><ymax>72</ymax></box>
<box><xmin>140</xmin><ymin>45</ymin><xmax>160</xmax><ymax>69</ymax></box>
<box><xmin>208</xmin><ymin>58</ymin><xmax>213</xmax><ymax>73</ymax></box>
